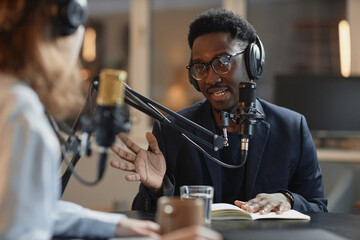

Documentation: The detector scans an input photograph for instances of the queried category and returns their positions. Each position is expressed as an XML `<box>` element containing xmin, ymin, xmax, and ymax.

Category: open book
<box><xmin>211</xmin><ymin>203</ymin><xmax>310</xmax><ymax>220</ymax></box>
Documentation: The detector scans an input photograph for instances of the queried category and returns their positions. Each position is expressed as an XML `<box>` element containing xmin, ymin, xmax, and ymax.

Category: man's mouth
<box><xmin>212</xmin><ymin>89</ymin><xmax>227</xmax><ymax>96</ymax></box>
<box><xmin>208</xmin><ymin>87</ymin><xmax>228</xmax><ymax>97</ymax></box>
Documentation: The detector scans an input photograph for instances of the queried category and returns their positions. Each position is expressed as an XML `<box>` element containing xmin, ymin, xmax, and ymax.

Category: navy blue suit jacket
<box><xmin>132</xmin><ymin>99</ymin><xmax>328</xmax><ymax>213</ymax></box>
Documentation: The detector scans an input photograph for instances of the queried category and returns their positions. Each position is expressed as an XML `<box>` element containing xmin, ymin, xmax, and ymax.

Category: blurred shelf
<box><xmin>317</xmin><ymin>148</ymin><xmax>360</xmax><ymax>162</ymax></box>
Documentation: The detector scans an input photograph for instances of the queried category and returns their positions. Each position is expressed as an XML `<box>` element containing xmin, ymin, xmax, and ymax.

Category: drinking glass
<box><xmin>180</xmin><ymin>185</ymin><xmax>214</xmax><ymax>224</ymax></box>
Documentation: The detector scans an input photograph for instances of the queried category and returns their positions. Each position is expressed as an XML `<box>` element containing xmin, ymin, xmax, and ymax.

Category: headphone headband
<box><xmin>51</xmin><ymin>0</ymin><xmax>88</xmax><ymax>36</ymax></box>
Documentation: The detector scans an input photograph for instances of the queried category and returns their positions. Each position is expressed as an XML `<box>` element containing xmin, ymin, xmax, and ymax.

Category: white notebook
<box><xmin>211</xmin><ymin>203</ymin><xmax>311</xmax><ymax>220</ymax></box>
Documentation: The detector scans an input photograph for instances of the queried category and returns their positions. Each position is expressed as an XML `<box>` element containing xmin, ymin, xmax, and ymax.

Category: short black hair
<box><xmin>188</xmin><ymin>8</ymin><xmax>257</xmax><ymax>49</ymax></box>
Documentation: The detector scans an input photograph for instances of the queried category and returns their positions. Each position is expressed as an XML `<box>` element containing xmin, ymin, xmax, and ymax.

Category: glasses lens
<box><xmin>212</xmin><ymin>56</ymin><xmax>231</xmax><ymax>74</ymax></box>
<box><xmin>191</xmin><ymin>63</ymin><xmax>207</xmax><ymax>80</ymax></box>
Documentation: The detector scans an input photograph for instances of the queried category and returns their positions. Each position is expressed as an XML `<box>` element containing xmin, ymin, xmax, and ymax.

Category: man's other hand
<box><xmin>110</xmin><ymin>132</ymin><xmax>166</xmax><ymax>191</ymax></box>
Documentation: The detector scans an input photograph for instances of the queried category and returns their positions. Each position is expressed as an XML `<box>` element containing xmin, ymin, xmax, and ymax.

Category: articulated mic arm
<box><xmin>124</xmin><ymin>84</ymin><xmax>227</xmax><ymax>152</ymax></box>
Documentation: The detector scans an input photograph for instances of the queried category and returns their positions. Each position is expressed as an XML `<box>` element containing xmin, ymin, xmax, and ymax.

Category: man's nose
<box><xmin>205</xmin><ymin>66</ymin><xmax>221</xmax><ymax>85</ymax></box>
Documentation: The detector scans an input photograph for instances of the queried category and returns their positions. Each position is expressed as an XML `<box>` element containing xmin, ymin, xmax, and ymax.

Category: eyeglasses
<box><xmin>186</xmin><ymin>50</ymin><xmax>245</xmax><ymax>81</ymax></box>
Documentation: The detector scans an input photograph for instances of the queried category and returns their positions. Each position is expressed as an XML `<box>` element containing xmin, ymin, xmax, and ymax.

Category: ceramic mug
<box><xmin>155</xmin><ymin>196</ymin><xmax>204</xmax><ymax>234</ymax></box>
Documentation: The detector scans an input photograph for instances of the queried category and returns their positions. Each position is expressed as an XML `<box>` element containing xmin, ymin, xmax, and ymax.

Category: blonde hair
<box><xmin>0</xmin><ymin>0</ymin><xmax>84</xmax><ymax>120</ymax></box>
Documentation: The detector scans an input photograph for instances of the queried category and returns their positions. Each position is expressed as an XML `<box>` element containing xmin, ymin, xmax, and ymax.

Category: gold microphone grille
<box><xmin>97</xmin><ymin>69</ymin><xmax>127</xmax><ymax>106</ymax></box>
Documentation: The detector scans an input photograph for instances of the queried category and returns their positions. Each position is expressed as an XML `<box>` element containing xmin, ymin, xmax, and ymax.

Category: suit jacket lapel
<box><xmin>245</xmin><ymin>99</ymin><xmax>270</xmax><ymax>199</ymax></box>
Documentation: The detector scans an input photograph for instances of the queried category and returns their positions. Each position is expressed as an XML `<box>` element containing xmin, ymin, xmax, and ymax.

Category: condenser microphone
<box><xmin>95</xmin><ymin>69</ymin><xmax>127</xmax><ymax>147</ymax></box>
<box><xmin>237</xmin><ymin>81</ymin><xmax>257</xmax><ymax>165</ymax></box>
<box><xmin>94</xmin><ymin>69</ymin><xmax>129</xmax><ymax>179</ymax></box>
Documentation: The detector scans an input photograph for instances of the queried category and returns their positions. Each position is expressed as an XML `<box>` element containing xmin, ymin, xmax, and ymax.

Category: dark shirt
<box><xmin>218</xmin><ymin>130</ymin><xmax>246</xmax><ymax>203</ymax></box>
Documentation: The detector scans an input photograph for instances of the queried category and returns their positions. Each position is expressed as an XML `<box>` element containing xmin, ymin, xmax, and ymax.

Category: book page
<box><xmin>250</xmin><ymin>210</ymin><xmax>310</xmax><ymax>220</ymax></box>
<box><xmin>212</xmin><ymin>203</ymin><xmax>249</xmax><ymax>212</ymax></box>
<box><xmin>211</xmin><ymin>203</ymin><xmax>252</xmax><ymax>220</ymax></box>
<box><xmin>211</xmin><ymin>203</ymin><xmax>310</xmax><ymax>220</ymax></box>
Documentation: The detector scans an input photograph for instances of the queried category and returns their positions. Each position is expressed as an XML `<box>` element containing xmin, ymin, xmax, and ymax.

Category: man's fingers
<box><xmin>275</xmin><ymin>203</ymin><xmax>291</xmax><ymax>214</ymax></box>
<box><xmin>118</xmin><ymin>133</ymin><xmax>141</xmax><ymax>154</ymax></box>
<box><xmin>234</xmin><ymin>200</ymin><xmax>245</xmax><ymax>208</ymax></box>
<box><xmin>248</xmin><ymin>203</ymin><xmax>260</xmax><ymax>213</ymax></box>
<box><xmin>145</xmin><ymin>132</ymin><xmax>161</xmax><ymax>154</ymax></box>
<box><xmin>276</xmin><ymin>205</ymin><xmax>284</xmax><ymax>214</ymax></box>
<box><xmin>260</xmin><ymin>204</ymin><xmax>273</xmax><ymax>215</ymax></box>
<box><xmin>111</xmin><ymin>146</ymin><xmax>136</xmax><ymax>162</ymax></box>
<box><xmin>239</xmin><ymin>193</ymin><xmax>292</xmax><ymax>215</ymax></box>
<box><xmin>110</xmin><ymin>160</ymin><xmax>135</xmax><ymax>171</ymax></box>
<box><xmin>110</xmin><ymin>159</ymin><xmax>120</xmax><ymax>169</ymax></box>
<box><xmin>236</xmin><ymin>200</ymin><xmax>251</xmax><ymax>211</ymax></box>
<box><xmin>259</xmin><ymin>201</ymin><xmax>280</xmax><ymax>214</ymax></box>
<box><xmin>240</xmin><ymin>198</ymin><xmax>260</xmax><ymax>212</ymax></box>
<box><xmin>125</xmin><ymin>173</ymin><xmax>141</xmax><ymax>181</ymax></box>
<box><xmin>242</xmin><ymin>199</ymin><xmax>275</xmax><ymax>214</ymax></box>
<box><xmin>119</xmin><ymin>162</ymin><xmax>135</xmax><ymax>171</ymax></box>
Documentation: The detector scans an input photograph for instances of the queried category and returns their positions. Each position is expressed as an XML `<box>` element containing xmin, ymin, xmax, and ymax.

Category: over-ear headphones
<box><xmin>51</xmin><ymin>0</ymin><xmax>88</xmax><ymax>36</ymax></box>
<box><xmin>188</xmin><ymin>35</ymin><xmax>265</xmax><ymax>92</ymax></box>
<box><xmin>244</xmin><ymin>36</ymin><xmax>265</xmax><ymax>81</ymax></box>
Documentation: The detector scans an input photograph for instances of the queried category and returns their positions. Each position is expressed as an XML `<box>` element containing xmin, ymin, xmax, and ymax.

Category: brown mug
<box><xmin>155</xmin><ymin>196</ymin><xmax>204</xmax><ymax>234</ymax></box>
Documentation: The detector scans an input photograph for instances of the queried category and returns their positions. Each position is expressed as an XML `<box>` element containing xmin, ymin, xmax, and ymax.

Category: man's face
<box><xmin>191</xmin><ymin>32</ymin><xmax>250</xmax><ymax>113</ymax></box>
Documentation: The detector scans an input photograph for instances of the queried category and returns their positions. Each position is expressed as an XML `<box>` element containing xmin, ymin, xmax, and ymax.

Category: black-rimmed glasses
<box><xmin>186</xmin><ymin>50</ymin><xmax>245</xmax><ymax>81</ymax></box>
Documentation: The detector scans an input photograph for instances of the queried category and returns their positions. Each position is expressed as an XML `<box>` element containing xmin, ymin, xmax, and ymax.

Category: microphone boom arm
<box><xmin>124</xmin><ymin>84</ymin><xmax>226</xmax><ymax>151</ymax></box>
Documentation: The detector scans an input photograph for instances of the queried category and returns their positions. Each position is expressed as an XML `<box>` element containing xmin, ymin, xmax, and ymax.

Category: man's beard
<box><xmin>213</xmin><ymin>101</ymin><xmax>237</xmax><ymax>114</ymax></box>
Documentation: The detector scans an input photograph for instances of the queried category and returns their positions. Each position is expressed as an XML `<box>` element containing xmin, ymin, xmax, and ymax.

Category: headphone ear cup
<box><xmin>53</xmin><ymin>0</ymin><xmax>88</xmax><ymax>36</ymax></box>
<box><xmin>188</xmin><ymin>59</ymin><xmax>201</xmax><ymax>92</ymax></box>
<box><xmin>244</xmin><ymin>36</ymin><xmax>265</xmax><ymax>80</ymax></box>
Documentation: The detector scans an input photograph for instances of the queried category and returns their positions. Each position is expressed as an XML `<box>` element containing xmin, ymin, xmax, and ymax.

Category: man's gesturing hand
<box><xmin>110</xmin><ymin>132</ymin><xmax>166</xmax><ymax>191</ymax></box>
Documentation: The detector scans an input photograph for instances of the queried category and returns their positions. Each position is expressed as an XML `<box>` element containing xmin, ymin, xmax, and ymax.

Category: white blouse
<box><xmin>0</xmin><ymin>75</ymin><xmax>126</xmax><ymax>240</ymax></box>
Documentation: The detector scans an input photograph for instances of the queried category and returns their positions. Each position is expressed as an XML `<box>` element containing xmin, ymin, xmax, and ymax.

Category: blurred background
<box><xmin>61</xmin><ymin>0</ymin><xmax>360</xmax><ymax>215</ymax></box>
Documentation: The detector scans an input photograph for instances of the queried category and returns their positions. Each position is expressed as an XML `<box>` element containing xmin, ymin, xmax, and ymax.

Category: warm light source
<box><xmin>82</xmin><ymin>27</ymin><xmax>96</xmax><ymax>62</ymax></box>
<box><xmin>338</xmin><ymin>20</ymin><xmax>351</xmax><ymax>77</ymax></box>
